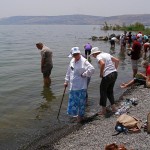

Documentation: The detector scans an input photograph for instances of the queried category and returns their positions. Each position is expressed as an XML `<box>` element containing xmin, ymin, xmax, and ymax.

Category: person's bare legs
<box><xmin>120</xmin><ymin>79</ymin><xmax>135</xmax><ymax>88</ymax></box>
<box><xmin>98</xmin><ymin>106</ymin><xmax>107</xmax><ymax>115</ymax></box>
<box><xmin>133</xmin><ymin>69</ymin><xmax>138</xmax><ymax>78</ymax></box>
<box><xmin>143</xmin><ymin>52</ymin><xmax>147</xmax><ymax>60</ymax></box>
<box><xmin>44</xmin><ymin>77</ymin><xmax>51</xmax><ymax>87</ymax></box>
<box><xmin>77</xmin><ymin>115</ymin><xmax>84</xmax><ymax>123</ymax></box>
<box><xmin>111</xmin><ymin>104</ymin><xmax>116</xmax><ymax>112</ymax></box>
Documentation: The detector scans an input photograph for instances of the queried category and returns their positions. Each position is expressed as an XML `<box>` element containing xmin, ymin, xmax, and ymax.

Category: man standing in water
<box><xmin>36</xmin><ymin>42</ymin><xmax>53</xmax><ymax>87</ymax></box>
<box><xmin>127</xmin><ymin>37</ymin><xmax>142</xmax><ymax>77</ymax></box>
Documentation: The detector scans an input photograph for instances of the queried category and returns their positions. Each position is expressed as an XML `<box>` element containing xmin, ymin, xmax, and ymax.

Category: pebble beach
<box><xmin>53</xmin><ymin>85</ymin><xmax>150</xmax><ymax>150</ymax></box>
<box><xmin>25</xmin><ymin>85</ymin><xmax>150</xmax><ymax>150</ymax></box>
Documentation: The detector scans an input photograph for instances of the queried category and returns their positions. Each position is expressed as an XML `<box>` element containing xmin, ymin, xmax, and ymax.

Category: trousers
<box><xmin>100</xmin><ymin>71</ymin><xmax>118</xmax><ymax>107</ymax></box>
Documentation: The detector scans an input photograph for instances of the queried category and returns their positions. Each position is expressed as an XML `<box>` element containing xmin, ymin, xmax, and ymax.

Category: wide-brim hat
<box><xmin>90</xmin><ymin>47</ymin><xmax>101</xmax><ymax>56</ymax></box>
<box><xmin>68</xmin><ymin>47</ymin><xmax>80</xmax><ymax>57</ymax></box>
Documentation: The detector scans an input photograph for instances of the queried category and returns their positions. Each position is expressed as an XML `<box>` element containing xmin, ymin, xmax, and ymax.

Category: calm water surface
<box><xmin>0</xmin><ymin>25</ymin><xmax>139</xmax><ymax>149</ymax></box>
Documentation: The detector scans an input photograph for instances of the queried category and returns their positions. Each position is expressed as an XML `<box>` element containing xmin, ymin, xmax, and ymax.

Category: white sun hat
<box><xmin>90</xmin><ymin>47</ymin><xmax>102</xmax><ymax>56</ymax></box>
<box><xmin>68</xmin><ymin>47</ymin><xmax>81</xmax><ymax>57</ymax></box>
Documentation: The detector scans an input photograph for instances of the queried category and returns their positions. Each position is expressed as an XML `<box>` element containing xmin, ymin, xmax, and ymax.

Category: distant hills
<box><xmin>0</xmin><ymin>14</ymin><xmax>150</xmax><ymax>25</ymax></box>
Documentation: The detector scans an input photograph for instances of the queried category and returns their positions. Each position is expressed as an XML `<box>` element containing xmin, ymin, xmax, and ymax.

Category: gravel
<box><xmin>54</xmin><ymin>86</ymin><xmax>150</xmax><ymax>150</ymax></box>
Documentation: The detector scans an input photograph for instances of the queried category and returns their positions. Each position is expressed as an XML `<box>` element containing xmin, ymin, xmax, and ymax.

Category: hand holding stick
<box><xmin>57</xmin><ymin>85</ymin><xmax>67</xmax><ymax>119</ymax></box>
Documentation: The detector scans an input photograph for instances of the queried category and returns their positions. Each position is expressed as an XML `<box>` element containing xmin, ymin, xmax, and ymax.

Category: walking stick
<box><xmin>57</xmin><ymin>86</ymin><xmax>67</xmax><ymax>119</ymax></box>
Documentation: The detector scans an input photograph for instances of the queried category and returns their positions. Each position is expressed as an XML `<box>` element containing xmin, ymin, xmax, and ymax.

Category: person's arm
<box><xmin>64</xmin><ymin>65</ymin><xmax>71</xmax><ymax>87</ymax></box>
<box><xmin>99</xmin><ymin>60</ymin><xmax>105</xmax><ymax>78</ymax></box>
<box><xmin>131</xmin><ymin>42</ymin><xmax>136</xmax><ymax>51</ymax></box>
<box><xmin>127</xmin><ymin>47</ymin><xmax>133</xmax><ymax>51</ymax></box>
<box><xmin>81</xmin><ymin>61</ymin><xmax>95</xmax><ymax>77</ymax></box>
<box><xmin>111</xmin><ymin>56</ymin><xmax>119</xmax><ymax>70</ymax></box>
<box><xmin>41</xmin><ymin>54</ymin><xmax>45</xmax><ymax>73</ymax></box>
<box><xmin>137</xmin><ymin>72</ymin><xmax>147</xmax><ymax>79</ymax></box>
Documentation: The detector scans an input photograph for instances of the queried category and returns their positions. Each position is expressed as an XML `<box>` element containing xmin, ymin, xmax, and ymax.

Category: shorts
<box><xmin>134</xmin><ymin>78</ymin><xmax>146</xmax><ymax>86</ymax></box>
<box><xmin>131</xmin><ymin>59</ymin><xmax>139</xmax><ymax>70</ymax></box>
<box><xmin>85</xmin><ymin>50</ymin><xmax>91</xmax><ymax>56</ymax></box>
<box><xmin>110</xmin><ymin>40</ymin><xmax>115</xmax><ymax>45</ymax></box>
<box><xmin>128</xmin><ymin>39</ymin><xmax>132</xmax><ymax>44</ymax></box>
<box><xmin>42</xmin><ymin>66</ymin><xmax>53</xmax><ymax>78</ymax></box>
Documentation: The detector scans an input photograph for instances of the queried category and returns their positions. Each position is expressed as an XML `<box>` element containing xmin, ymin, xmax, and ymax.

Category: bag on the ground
<box><xmin>116</xmin><ymin>114</ymin><xmax>142</xmax><ymax>133</ymax></box>
<box><xmin>105</xmin><ymin>143</ymin><xmax>127</xmax><ymax>150</ymax></box>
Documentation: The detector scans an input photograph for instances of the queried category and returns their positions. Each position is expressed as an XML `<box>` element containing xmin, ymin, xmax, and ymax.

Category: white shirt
<box><xmin>144</xmin><ymin>42</ymin><xmax>150</xmax><ymax>46</ymax></box>
<box><xmin>137</xmin><ymin>33</ymin><xmax>143</xmax><ymax>38</ymax></box>
<box><xmin>96</xmin><ymin>52</ymin><xmax>116</xmax><ymax>77</ymax></box>
<box><xmin>65</xmin><ymin>55</ymin><xmax>95</xmax><ymax>90</ymax></box>
<box><xmin>111</xmin><ymin>37</ymin><xmax>117</xmax><ymax>41</ymax></box>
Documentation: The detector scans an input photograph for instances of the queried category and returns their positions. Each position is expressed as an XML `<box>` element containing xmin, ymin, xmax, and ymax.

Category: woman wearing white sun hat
<box><xmin>64</xmin><ymin>47</ymin><xmax>95</xmax><ymax>122</ymax></box>
<box><xmin>90</xmin><ymin>47</ymin><xmax>119</xmax><ymax>115</ymax></box>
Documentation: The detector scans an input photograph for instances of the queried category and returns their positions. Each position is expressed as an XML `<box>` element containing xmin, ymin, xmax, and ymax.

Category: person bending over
<box><xmin>36</xmin><ymin>42</ymin><xmax>53</xmax><ymax>87</ymax></box>
<box><xmin>90</xmin><ymin>47</ymin><xmax>119</xmax><ymax>115</ymax></box>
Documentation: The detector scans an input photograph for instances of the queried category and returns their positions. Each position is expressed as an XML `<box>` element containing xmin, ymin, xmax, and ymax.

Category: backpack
<box><xmin>116</xmin><ymin>114</ymin><xmax>142</xmax><ymax>133</ymax></box>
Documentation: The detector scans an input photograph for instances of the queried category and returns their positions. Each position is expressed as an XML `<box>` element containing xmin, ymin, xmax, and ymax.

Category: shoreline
<box><xmin>53</xmin><ymin>85</ymin><xmax>150</xmax><ymax>150</ymax></box>
<box><xmin>22</xmin><ymin>85</ymin><xmax>143</xmax><ymax>150</ymax></box>
<box><xmin>21</xmin><ymin>110</ymin><xmax>99</xmax><ymax>150</ymax></box>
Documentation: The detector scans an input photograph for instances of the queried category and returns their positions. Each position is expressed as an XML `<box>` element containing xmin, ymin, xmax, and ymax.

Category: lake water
<box><xmin>0</xmin><ymin>25</ymin><xmax>141</xmax><ymax>149</ymax></box>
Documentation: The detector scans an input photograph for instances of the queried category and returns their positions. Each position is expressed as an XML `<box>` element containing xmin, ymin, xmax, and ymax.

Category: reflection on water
<box><xmin>118</xmin><ymin>48</ymin><xmax>126</xmax><ymax>70</ymax></box>
<box><xmin>36</xmin><ymin>86</ymin><xmax>56</xmax><ymax>119</ymax></box>
<box><xmin>41</xmin><ymin>86</ymin><xmax>56</xmax><ymax>102</ymax></box>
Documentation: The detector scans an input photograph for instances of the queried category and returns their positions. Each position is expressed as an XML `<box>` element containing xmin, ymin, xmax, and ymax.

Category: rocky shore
<box><xmin>25</xmin><ymin>85</ymin><xmax>150</xmax><ymax>150</ymax></box>
<box><xmin>53</xmin><ymin>85</ymin><xmax>150</xmax><ymax>150</ymax></box>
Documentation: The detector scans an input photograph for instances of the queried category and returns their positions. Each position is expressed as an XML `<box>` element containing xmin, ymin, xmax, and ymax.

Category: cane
<box><xmin>57</xmin><ymin>86</ymin><xmax>67</xmax><ymax>119</ymax></box>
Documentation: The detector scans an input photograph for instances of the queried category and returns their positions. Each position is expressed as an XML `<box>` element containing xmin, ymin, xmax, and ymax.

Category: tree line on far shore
<box><xmin>102</xmin><ymin>22</ymin><xmax>150</xmax><ymax>35</ymax></box>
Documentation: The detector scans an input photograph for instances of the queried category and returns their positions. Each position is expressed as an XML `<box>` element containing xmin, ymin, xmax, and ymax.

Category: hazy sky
<box><xmin>1</xmin><ymin>0</ymin><xmax>150</xmax><ymax>18</ymax></box>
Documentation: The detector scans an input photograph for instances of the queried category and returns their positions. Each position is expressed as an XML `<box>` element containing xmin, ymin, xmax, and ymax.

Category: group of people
<box><xmin>123</xmin><ymin>31</ymin><xmax>150</xmax><ymax>60</ymax></box>
<box><xmin>119</xmin><ymin>31</ymin><xmax>150</xmax><ymax>89</ymax></box>
<box><xmin>36</xmin><ymin>40</ymin><xmax>150</xmax><ymax>123</ymax></box>
<box><xmin>110</xmin><ymin>31</ymin><xmax>150</xmax><ymax>62</ymax></box>
<box><xmin>110</xmin><ymin>31</ymin><xmax>150</xmax><ymax>83</ymax></box>
<box><xmin>64</xmin><ymin>46</ymin><xmax>119</xmax><ymax>122</ymax></box>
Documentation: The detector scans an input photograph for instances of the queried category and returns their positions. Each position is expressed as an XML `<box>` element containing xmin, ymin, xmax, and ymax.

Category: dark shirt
<box><xmin>128</xmin><ymin>34</ymin><xmax>132</xmax><ymax>43</ymax></box>
<box><xmin>131</xmin><ymin>41</ymin><xmax>141</xmax><ymax>60</ymax></box>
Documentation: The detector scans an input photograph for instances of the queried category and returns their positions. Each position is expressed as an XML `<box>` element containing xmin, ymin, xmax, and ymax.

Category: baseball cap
<box><xmin>68</xmin><ymin>47</ymin><xmax>81</xmax><ymax>58</ymax></box>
